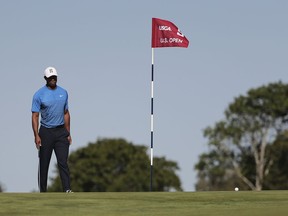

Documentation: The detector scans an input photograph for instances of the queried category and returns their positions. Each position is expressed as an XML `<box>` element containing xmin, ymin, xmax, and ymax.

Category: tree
<box><xmin>264</xmin><ymin>131</ymin><xmax>288</xmax><ymax>189</ymax></box>
<box><xmin>0</xmin><ymin>182</ymin><xmax>5</xmax><ymax>192</ymax></box>
<box><xmin>48</xmin><ymin>138</ymin><xmax>182</xmax><ymax>192</ymax></box>
<box><xmin>195</xmin><ymin>82</ymin><xmax>288</xmax><ymax>191</ymax></box>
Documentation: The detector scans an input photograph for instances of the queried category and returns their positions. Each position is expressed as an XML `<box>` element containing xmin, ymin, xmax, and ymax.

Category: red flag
<box><xmin>151</xmin><ymin>18</ymin><xmax>189</xmax><ymax>48</ymax></box>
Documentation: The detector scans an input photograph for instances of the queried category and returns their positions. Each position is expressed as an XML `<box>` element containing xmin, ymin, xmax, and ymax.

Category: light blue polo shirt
<box><xmin>31</xmin><ymin>85</ymin><xmax>69</xmax><ymax>128</ymax></box>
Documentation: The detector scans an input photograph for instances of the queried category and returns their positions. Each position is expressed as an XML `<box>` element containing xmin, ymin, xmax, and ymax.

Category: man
<box><xmin>31</xmin><ymin>66</ymin><xmax>73</xmax><ymax>193</ymax></box>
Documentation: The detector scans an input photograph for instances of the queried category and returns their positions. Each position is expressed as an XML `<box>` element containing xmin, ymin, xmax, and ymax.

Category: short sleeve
<box><xmin>64</xmin><ymin>91</ymin><xmax>69</xmax><ymax>111</ymax></box>
<box><xmin>31</xmin><ymin>93</ymin><xmax>41</xmax><ymax>113</ymax></box>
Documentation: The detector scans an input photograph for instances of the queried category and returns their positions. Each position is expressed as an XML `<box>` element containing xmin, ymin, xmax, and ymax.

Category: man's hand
<box><xmin>68</xmin><ymin>135</ymin><xmax>72</xmax><ymax>145</ymax></box>
<box><xmin>34</xmin><ymin>134</ymin><xmax>41</xmax><ymax>150</ymax></box>
<box><xmin>32</xmin><ymin>112</ymin><xmax>41</xmax><ymax>150</ymax></box>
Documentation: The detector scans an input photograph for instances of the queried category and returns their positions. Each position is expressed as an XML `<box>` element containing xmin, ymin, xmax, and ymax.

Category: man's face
<box><xmin>46</xmin><ymin>75</ymin><xmax>57</xmax><ymax>88</ymax></box>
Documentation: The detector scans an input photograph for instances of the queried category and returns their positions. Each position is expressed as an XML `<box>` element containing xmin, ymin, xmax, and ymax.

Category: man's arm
<box><xmin>64</xmin><ymin>110</ymin><xmax>72</xmax><ymax>144</ymax></box>
<box><xmin>32</xmin><ymin>112</ymin><xmax>41</xmax><ymax>149</ymax></box>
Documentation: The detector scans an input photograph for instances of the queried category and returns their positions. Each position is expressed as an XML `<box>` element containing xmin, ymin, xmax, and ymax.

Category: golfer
<box><xmin>31</xmin><ymin>66</ymin><xmax>72</xmax><ymax>193</ymax></box>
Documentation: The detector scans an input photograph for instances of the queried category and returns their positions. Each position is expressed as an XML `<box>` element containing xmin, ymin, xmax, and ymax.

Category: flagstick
<box><xmin>150</xmin><ymin>18</ymin><xmax>189</xmax><ymax>192</ymax></box>
<box><xmin>150</xmin><ymin>48</ymin><xmax>154</xmax><ymax>191</ymax></box>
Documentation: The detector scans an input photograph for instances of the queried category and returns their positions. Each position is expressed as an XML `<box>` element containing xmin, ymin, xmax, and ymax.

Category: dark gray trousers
<box><xmin>38</xmin><ymin>125</ymin><xmax>71</xmax><ymax>192</ymax></box>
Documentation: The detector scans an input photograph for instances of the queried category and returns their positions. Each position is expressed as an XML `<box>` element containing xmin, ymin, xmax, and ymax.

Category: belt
<box><xmin>41</xmin><ymin>124</ymin><xmax>65</xmax><ymax>129</ymax></box>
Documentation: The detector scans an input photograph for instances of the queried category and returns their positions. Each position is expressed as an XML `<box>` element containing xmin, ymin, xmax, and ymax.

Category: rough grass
<box><xmin>0</xmin><ymin>191</ymin><xmax>288</xmax><ymax>216</ymax></box>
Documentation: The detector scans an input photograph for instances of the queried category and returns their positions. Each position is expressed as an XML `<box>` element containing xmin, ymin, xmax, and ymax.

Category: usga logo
<box><xmin>158</xmin><ymin>26</ymin><xmax>172</xmax><ymax>31</ymax></box>
<box><xmin>159</xmin><ymin>25</ymin><xmax>185</xmax><ymax>38</ymax></box>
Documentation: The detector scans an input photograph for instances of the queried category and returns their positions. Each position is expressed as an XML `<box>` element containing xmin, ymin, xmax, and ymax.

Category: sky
<box><xmin>0</xmin><ymin>0</ymin><xmax>287</xmax><ymax>192</ymax></box>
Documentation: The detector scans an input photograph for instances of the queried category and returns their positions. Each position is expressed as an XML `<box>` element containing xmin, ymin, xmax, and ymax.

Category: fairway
<box><xmin>0</xmin><ymin>191</ymin><xmax>288</xmax><ymax>216</ymax></box>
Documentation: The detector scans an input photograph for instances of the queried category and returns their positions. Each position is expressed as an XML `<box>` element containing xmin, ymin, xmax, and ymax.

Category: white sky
<box><xmin>0</xmin><ymin>0</ymin><xmax>287</xmax><ymax>192</ymax></box>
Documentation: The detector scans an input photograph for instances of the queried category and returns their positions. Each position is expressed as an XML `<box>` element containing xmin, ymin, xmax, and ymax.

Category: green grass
<box><xmin>0</xmin><ymin>191</ymin><xmax>288</xmax><ymax>216</ymax></box>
